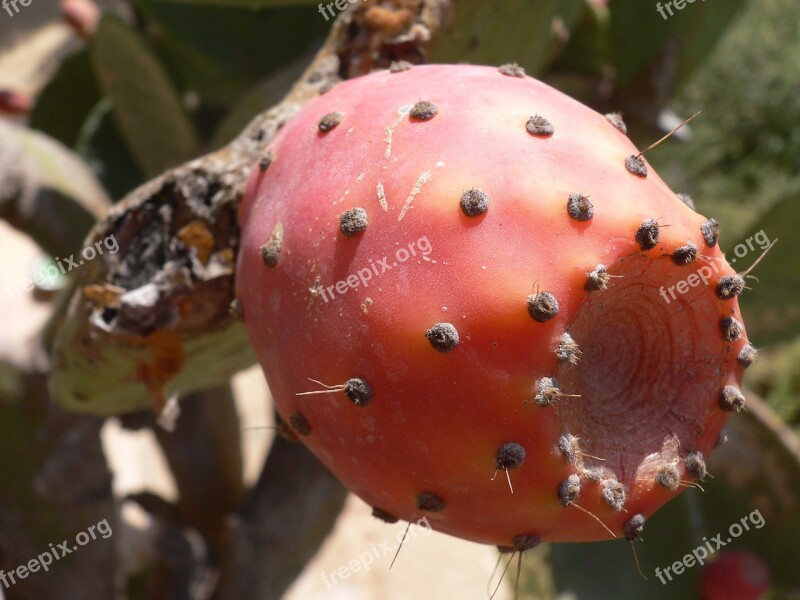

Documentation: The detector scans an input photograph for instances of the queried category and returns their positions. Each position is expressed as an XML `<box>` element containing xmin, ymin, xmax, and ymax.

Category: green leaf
<box><xmin>609</xmin><ymin>0</ymin><xmax>749</xmax><ymax>87</ymax></box>
<box><xmin>89</xmin><ymin>15</ymin><xmax>199</xmax><ymax>178</ymax></box>
<box><xmin>734</xmin><ymin>193</ymin><xmax>800</xmax><ymax>346</ymax></box>
<box><xmin>428</xmin><ymin>0</ymin><xmax>587</xmax><ymax>76</ymax></box>
<box><xmin>30</xmin><ymin>50</ymin><xmax>102</xmax><ymax>148</ymax></box>
<box><xmin>75</xmin><ymin>98</ymin><xmax>145</xmax><ymax>199</ymax></box>
<box><xmin>134</xmin><ymin>0</ymin><xmax>328</xmax><ymax>105</ymax></box>
<box><xmin>0</xmin><ymin>121</ymin><xmax>112</xmax><ymax>256</ymax></box>
<box><xmin>212</xmin><ymin>56</ymin><xmax>307</xmax><ymax>146</ymax></box>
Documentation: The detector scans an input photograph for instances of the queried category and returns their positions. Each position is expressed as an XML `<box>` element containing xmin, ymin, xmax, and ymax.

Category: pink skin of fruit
<box><xmin>60</xmin><ymin>0</ymin><xmax>100</xmax><ymax>40</ymax></box>
<box><xmin>236</xmin><ymin>64</ymin><xmax>752</xmax><ymax>547</ymax></box>
<box><xmin>0</xmin><ymin>90</ymin><xmax>33</xmax><ymax>116</ymax></box>
<box><xmin>699</xmin><ymin>550</ymin><xmax>769</xmax><ymax>600</ymax></box>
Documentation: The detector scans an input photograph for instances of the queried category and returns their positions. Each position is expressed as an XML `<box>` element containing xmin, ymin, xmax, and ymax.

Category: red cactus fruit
<box><xmin>699</xmin><ymin>550</ymin><xmax>769</xmax><ymax>600</ymax></box>
<box><xmin>235</xmin><ymin>64</ymin><xmax>754</xmax><ymax>547</ymax></box>
<box><xmin>0</xmin><ymin>90</ymin><xmax>33</xmax><ymax>116</ymax></box>
<box><xmin>60</xmin><ymin>0</ymin><xmax>100</xmax><ymax>40</ymax></box>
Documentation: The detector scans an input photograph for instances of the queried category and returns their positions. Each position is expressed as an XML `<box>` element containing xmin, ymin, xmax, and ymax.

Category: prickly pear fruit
<box><xmin>235</xmin><ymin>64</ymin><xmax>753</xmax><ymax>546</ymax></box>
<box><xmin>699</xmin><ymin>550</ymin><xmax>769</xmax><ymax>600</ymax></box>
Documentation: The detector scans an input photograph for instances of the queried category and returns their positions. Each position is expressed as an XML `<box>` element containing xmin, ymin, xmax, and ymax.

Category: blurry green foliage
<box><xmin>30</xmin><ymin>1</ymin><xmax>327</xmax><ymax>198</ymax></box>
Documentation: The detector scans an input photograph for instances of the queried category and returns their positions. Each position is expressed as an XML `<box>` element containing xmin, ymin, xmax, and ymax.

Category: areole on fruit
<box><xmin>235</xmin><ymin>64</ymin><xmax>752</xmax><ymax>548</ymax></box>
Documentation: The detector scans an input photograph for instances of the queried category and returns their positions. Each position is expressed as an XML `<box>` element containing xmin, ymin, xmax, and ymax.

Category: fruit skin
<box><xmin>699</xmin><ymin>550</ymin><xmax>769</xmax><ymax>600</ymax></box>
<box><xmin>236</xmin><ymin>64</ymin><xmax>751</xmax><ymax>546</ymax></box>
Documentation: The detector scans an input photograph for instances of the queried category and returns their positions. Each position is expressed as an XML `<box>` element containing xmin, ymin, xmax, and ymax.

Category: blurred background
<box><xmin>0</xmin><ymin>0</ymin><xmax>798</xmax><ymax>598</ymax></box>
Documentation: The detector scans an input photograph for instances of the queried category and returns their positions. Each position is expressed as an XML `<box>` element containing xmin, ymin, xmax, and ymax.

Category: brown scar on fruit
<box><xmin>624</xmin><ymin>513</ymin><xmax>646</xmax><ymax>541</ymax></box>
<box><xmin>654</xmin><ymin>463</ymin><xmax>680</xmax><ymax>490</ymax></box>
<box><xmin>397</xmin><ymin>170</ymin><xmax>432</xmax><ymax>221</ymax></box>
<box><xmin>460</xmin><ymin>188</ymin><xmax>490</xmax><ymax>217</ymax></box>
<box><xmin>527</xmin><ymin>291</ymin><xmax>559</xmax><ymax>322</ymax></box>
<box><xmin>425</xmin><ymin>322</ymin><xmax>459</xmax><ymax>352</ymax></box>
<box><xmin>340</xmin><ymin>207</ymin><xmax>368</xmax><ymax>236</ymax></box>
<box><xmin>684</xmin><ymin>450</ymin><xmax>707</xmax><ymax>480</ymax></box>
<box><xmin>416</xmin><ymin>491</ymin><xmax>446</xmax><ymax>512</ymax></box>
<box><xmin>567</xmin><ymin>193</ymin><xmax>593</xmax><ymax>222</ymax></box>
<box><xmin>376</xmin><ymin>182</ymin><xmax>388</xmax><ymax>212</ymax></box>
<box><xmin>557</xmin><ymin>432</ymin><xmax>605</xmax><ymax>465</ymax></box>
<box><xmin>605</xmin><ymin>112</ymin><xmax>627</xmax><ymax>134</ymax></box>
<box><xmin>717</xmin><ymin>275</ymin><xmax>745</xmax><ymax>300</ymax></box>
<box><xmin>672</xmin><ymin>241</ymin><xmax>698</xmax><ymax>265</ymax></box>
<box><xmin>601</xmin><ymin>477</ymin><xmax>626</xmax><ymax>511</ymax></box>
<box><xmin>493</xmin><ymin>442</ymin><xmax>526</xmax><ymax>494</ymax></box>
<box><xmin>558</xmin><ymin>474</ymin><xmax>580</xmax><ymax>507</ymax></box>
<box><xmin>318</xmin><ymin>112</ymin><xmax>344</xmax><ymax>132</ymax></box>
<box><xmin>260</xmin><ymin>223</ymin><xmax>283</xmax><ymax>267</ymax></box>
<box><xmin>526</xmin><ymin>114</ymin><xmax>554</xmax><ymax>137</ymax></box>
<box><xmin>409</xmin><ymin>100</ymin><xmax>438</xmax><ymax>121</ymax></box>
<box><xmin>625</xmin><ymin>155</ymin><xmax>648</xmax><ymax>177</ymax></box>
<box><xmin>498</xmin><ymin>63</ymin><xmax>526</xmax><ymax>77</ymax></box>
<box><xmin>584</xmin><ymin>264</ymin><xmax>620</xmax><ymax>291</ymax></box>
<box><xmin>656</xmin><ymin>461</ymin><xmax>704</xmax><ymax>492</ymax></box>
<box><xmin>296</xmin><ymin>377</ymin><xmax>373</xmax><ymax>407</ymax></box>
<box><xmin>289</xmin><ymin>411</ymin><xmax>312</xmax><ymax>436</ymax></box>
<box><xmin>719</xmin><ymin>316</ymin><xmax>744</xmax><ymax>341</ymax></box>
<box><xmin>700</xmin><ymin>218</ymin><xmax>720</xmax><ymax>247</ymax></box>
<box><xmin>635</xmin><ymin>219</ymin><xmax>661</xmax><ymax>250</ymax></box>
<box><xmin>555</xmin><ymin>333</ymin><xmax>581</xmax><ymax>364</ymax></box>
<box><xmin>557</xmin><ymin>433</ymin><xmax>580</xmax><ymax>463</ymax></box>
<box><xmin>738</xmin><ymin>344</ymin><xmax>758</xmax><ymax>368</ymax></box>
<box><xmin>530</xmin><ymin>377</ymin><xmax>580</xmax><ymax>407</ymax></box>
<box><xmin>720</xmin><ymin>385</ymin><xmax>746</xmax><ymax>412</ymax></box>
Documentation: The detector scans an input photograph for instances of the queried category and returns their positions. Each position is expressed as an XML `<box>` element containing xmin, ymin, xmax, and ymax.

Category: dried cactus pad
<box><xmin>236</xmin><ymin>64</ymin><xmax>751</xmax><ymax>546</ymax></box>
